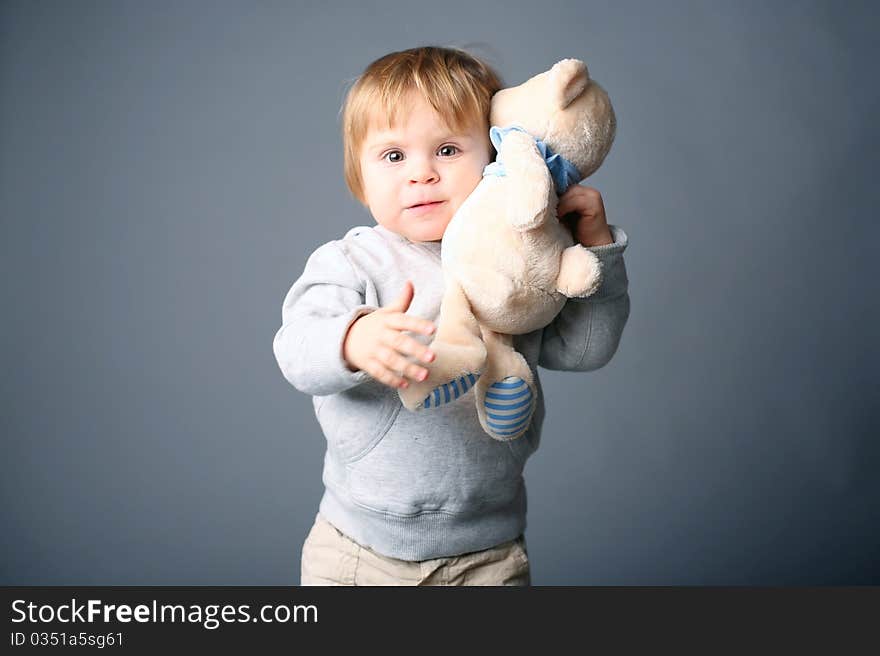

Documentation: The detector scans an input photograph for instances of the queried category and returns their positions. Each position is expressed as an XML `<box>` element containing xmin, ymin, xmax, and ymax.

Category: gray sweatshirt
<box><xmin>273</xmin><ymin>223</ymin><xmax>630</xmax><ymax>561</ymax></box>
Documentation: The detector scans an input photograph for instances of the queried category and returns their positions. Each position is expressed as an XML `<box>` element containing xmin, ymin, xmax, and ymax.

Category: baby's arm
<box><xmin>273</xmin><ymin>242</ymin><xmax>434</xmax><ymax>396</ymax></box>
<box><xmin>538</xmin><ymin>225</ymin><xmax>630</xmax><ymax>371</ymax></box>
<box><xmin>272</xmin><ymin>241</ymin><xmax>375</xmax><ymax>396</ymax></box>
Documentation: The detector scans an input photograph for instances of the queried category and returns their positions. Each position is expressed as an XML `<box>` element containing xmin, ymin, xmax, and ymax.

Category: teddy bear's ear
<box><xmin>550</xmin><ymin>59</ymin><xmax>589</xmax><ymax>109</ymax></box>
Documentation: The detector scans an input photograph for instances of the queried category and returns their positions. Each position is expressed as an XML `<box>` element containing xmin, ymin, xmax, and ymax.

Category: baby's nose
<box><xmin>408</xmin><ymin>159</ymin><xmax>439</xmax><ymax>184</ymax></box>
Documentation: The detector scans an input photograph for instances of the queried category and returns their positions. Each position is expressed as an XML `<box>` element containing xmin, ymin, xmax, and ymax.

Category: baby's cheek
<box><xmin>464</xmin><ymin>167</ymin><xmax>485</xmax><ymax>194</ymax></box>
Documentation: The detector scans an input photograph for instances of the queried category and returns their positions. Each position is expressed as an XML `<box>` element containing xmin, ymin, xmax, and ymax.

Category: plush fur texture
<box><xmin>398</xmin><ymin>59</ymin><xmax>616</xmax><ymax>440</ymax></box>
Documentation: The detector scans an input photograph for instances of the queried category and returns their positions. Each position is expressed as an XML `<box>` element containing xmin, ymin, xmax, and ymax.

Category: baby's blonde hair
<box><xmin>342</xmin><ymin>46</ymin><xmax>502</xmax><ymax>204</ymax></box>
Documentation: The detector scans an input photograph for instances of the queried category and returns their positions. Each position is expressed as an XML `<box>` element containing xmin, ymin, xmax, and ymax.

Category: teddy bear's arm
<box><xmin>498</xmin><ymin>130</ymin><xmax>554</xmax><ymax>231</ymax></box>
<box><xmin>557</xmin><ymin>245</ymin><xmax>602</xmax><ymax>298</ymax></box>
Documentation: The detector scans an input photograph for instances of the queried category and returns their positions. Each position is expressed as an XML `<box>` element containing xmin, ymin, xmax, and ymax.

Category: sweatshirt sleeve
<box><xmin>272</xmin><ymin>240</ymin><xmax>376</xmax><ymax>396</ymax></box>
<box><xmin>538</xmin><ymin>224</ymin><xmax>631</xmax><ymax>371</ymax></box>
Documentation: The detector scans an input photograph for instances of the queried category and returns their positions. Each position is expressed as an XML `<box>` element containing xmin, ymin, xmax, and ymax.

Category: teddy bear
<box><xmin>398</xmin><ymin>58</ymin><xmax>617</xmax><ymax>441</ymax></box>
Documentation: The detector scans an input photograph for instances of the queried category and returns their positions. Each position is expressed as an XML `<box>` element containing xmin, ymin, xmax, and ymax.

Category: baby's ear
<box><xmin>551</xmin><ymin>59</ymin><xmax>589</xmax><ymax>109</ymax></box>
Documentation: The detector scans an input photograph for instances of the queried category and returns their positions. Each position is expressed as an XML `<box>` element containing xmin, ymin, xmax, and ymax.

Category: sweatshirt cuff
<box><xmin>580</xmin><ymin>224</ymin><xmax>628</xmax><ymax>302</ymax></box>
<box><xmin>320</xmin><ymin>305</ymin><xmax>376</xmax><ymax>391</ymax></box>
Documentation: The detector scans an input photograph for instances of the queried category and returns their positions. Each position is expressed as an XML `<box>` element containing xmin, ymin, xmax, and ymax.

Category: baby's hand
<box><xmin>342</xmin><ymin>281</ymin><xmax>436</xmax><ymax>389</ymax></box>
<box><xmin>557</xmin><ymin>185</ymin><xmax>614</xmax><ymax>247</ymax></box>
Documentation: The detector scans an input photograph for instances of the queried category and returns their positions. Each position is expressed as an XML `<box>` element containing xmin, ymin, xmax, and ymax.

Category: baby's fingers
<box><xmin>556</xmin><ymin>192</ymin><xmax>584</xmax><ymax>218</ymax></box>
<box><xmin>386</xmin><ymin>313</ymin><xmax>435</xmax><ymax>336</ymax></box>
<box><xmin>368</xmin><ymin>346</ymin><xmax>428</xmax><ymax>387</ymax></box>
<box><xmin>382</xmin><ymin>329</ymin><xmax>435</xmax><ymax>365</ymax></box>
<box><xmin>557</xmin><ymin>185</ymin><xmax>602</xmax><ymax>217</ymax></box>
<box><xmin>375</xmin><ymin>345</ymin><xmax>429</xmax><ymax>384</ymax></box>
<box><xmin>363</xmin><ymin>358</ymin><xmax>410</xmax><ymax>389</ymax></box>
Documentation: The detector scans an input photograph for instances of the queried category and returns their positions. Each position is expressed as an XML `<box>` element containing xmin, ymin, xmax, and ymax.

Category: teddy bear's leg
<box><xmin>398</xmin><ymin>279</ymin><xmax>487</xmax><ymax>411</ymax></box>
<box><xmin>556</xmin><ymin>245</ymin><xmax>603</xmax><ymax>298</ymax></box>
<box><xmin>473</xmin><ymin>329</ymin><xmax>536</xmax><ymax>441</ymax></box>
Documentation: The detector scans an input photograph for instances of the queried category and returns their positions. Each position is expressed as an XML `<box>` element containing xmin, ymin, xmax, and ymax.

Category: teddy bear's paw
<box><xmin>422</xmin><ymin>373</ymin><xmax>480</xmax><ymax>409</ymax></box>
<box><xmin>556</xmin><ymin>246</ymin><xmax>602</xmax><ymax>298</ymax></box>
<box><xmin>482</xmin><ymin>377</ymin><xmax>535</xmax><ymax>440</ymax></box>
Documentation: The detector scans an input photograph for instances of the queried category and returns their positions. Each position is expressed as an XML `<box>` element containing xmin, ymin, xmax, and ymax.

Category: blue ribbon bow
<box><xmin>482</xmin><ymin>125</ymin><xmax>582</xmax><ymax>195</ymax></box>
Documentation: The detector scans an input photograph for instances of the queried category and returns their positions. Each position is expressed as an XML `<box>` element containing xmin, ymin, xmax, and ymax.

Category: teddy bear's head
<box><xmin>490</xmin><ymin>58</ymin><xmax>616</xmax><ymax>180</ymax></box>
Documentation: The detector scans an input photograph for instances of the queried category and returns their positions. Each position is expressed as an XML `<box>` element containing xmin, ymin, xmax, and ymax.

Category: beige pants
<box><xmin>300</xmin><ymin>514</ymin><xmax>531</xmax><ymax>586</ymax></box>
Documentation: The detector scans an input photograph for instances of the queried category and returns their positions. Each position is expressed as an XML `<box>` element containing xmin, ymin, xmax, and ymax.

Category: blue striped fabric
<box><xmin>422</xmin><ymin>373</ymin><xmax>479</xmax><ymax>409</ymax></box>
<box><xmin>482</xmin><ymin>377</ymin><xmax>534</xmax><ymax>437</ymax></box>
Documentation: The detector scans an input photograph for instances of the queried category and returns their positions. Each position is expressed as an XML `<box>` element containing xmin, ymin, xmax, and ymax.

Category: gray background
<box><xmin>2</xmin><ymin>0</ymin><xmax>877</xmax><ymax>585</ymax></box>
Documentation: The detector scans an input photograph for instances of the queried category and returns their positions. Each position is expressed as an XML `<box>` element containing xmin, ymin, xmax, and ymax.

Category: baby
<box><xmin>273</xmin><ymin>46</ymin><xmax>630</xmax><ymax>585</ymax></box>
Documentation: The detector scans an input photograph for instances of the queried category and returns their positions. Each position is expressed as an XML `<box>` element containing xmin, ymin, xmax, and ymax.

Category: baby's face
<box><xmin>359</xmin><ymin>92</ymin><xmax>491</xmax><ymax>242</ymax></box>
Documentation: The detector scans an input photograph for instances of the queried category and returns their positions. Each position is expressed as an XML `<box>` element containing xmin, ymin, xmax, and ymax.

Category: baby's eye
<box><xmin>383</xmin><ymin>150</ymin><xmax>404</xmax><ymax>163</ymax></box>
<box><xmin>438</xmin><ymin>145</ymin><xmax>459</xmax><ymax>157</ymax></box>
